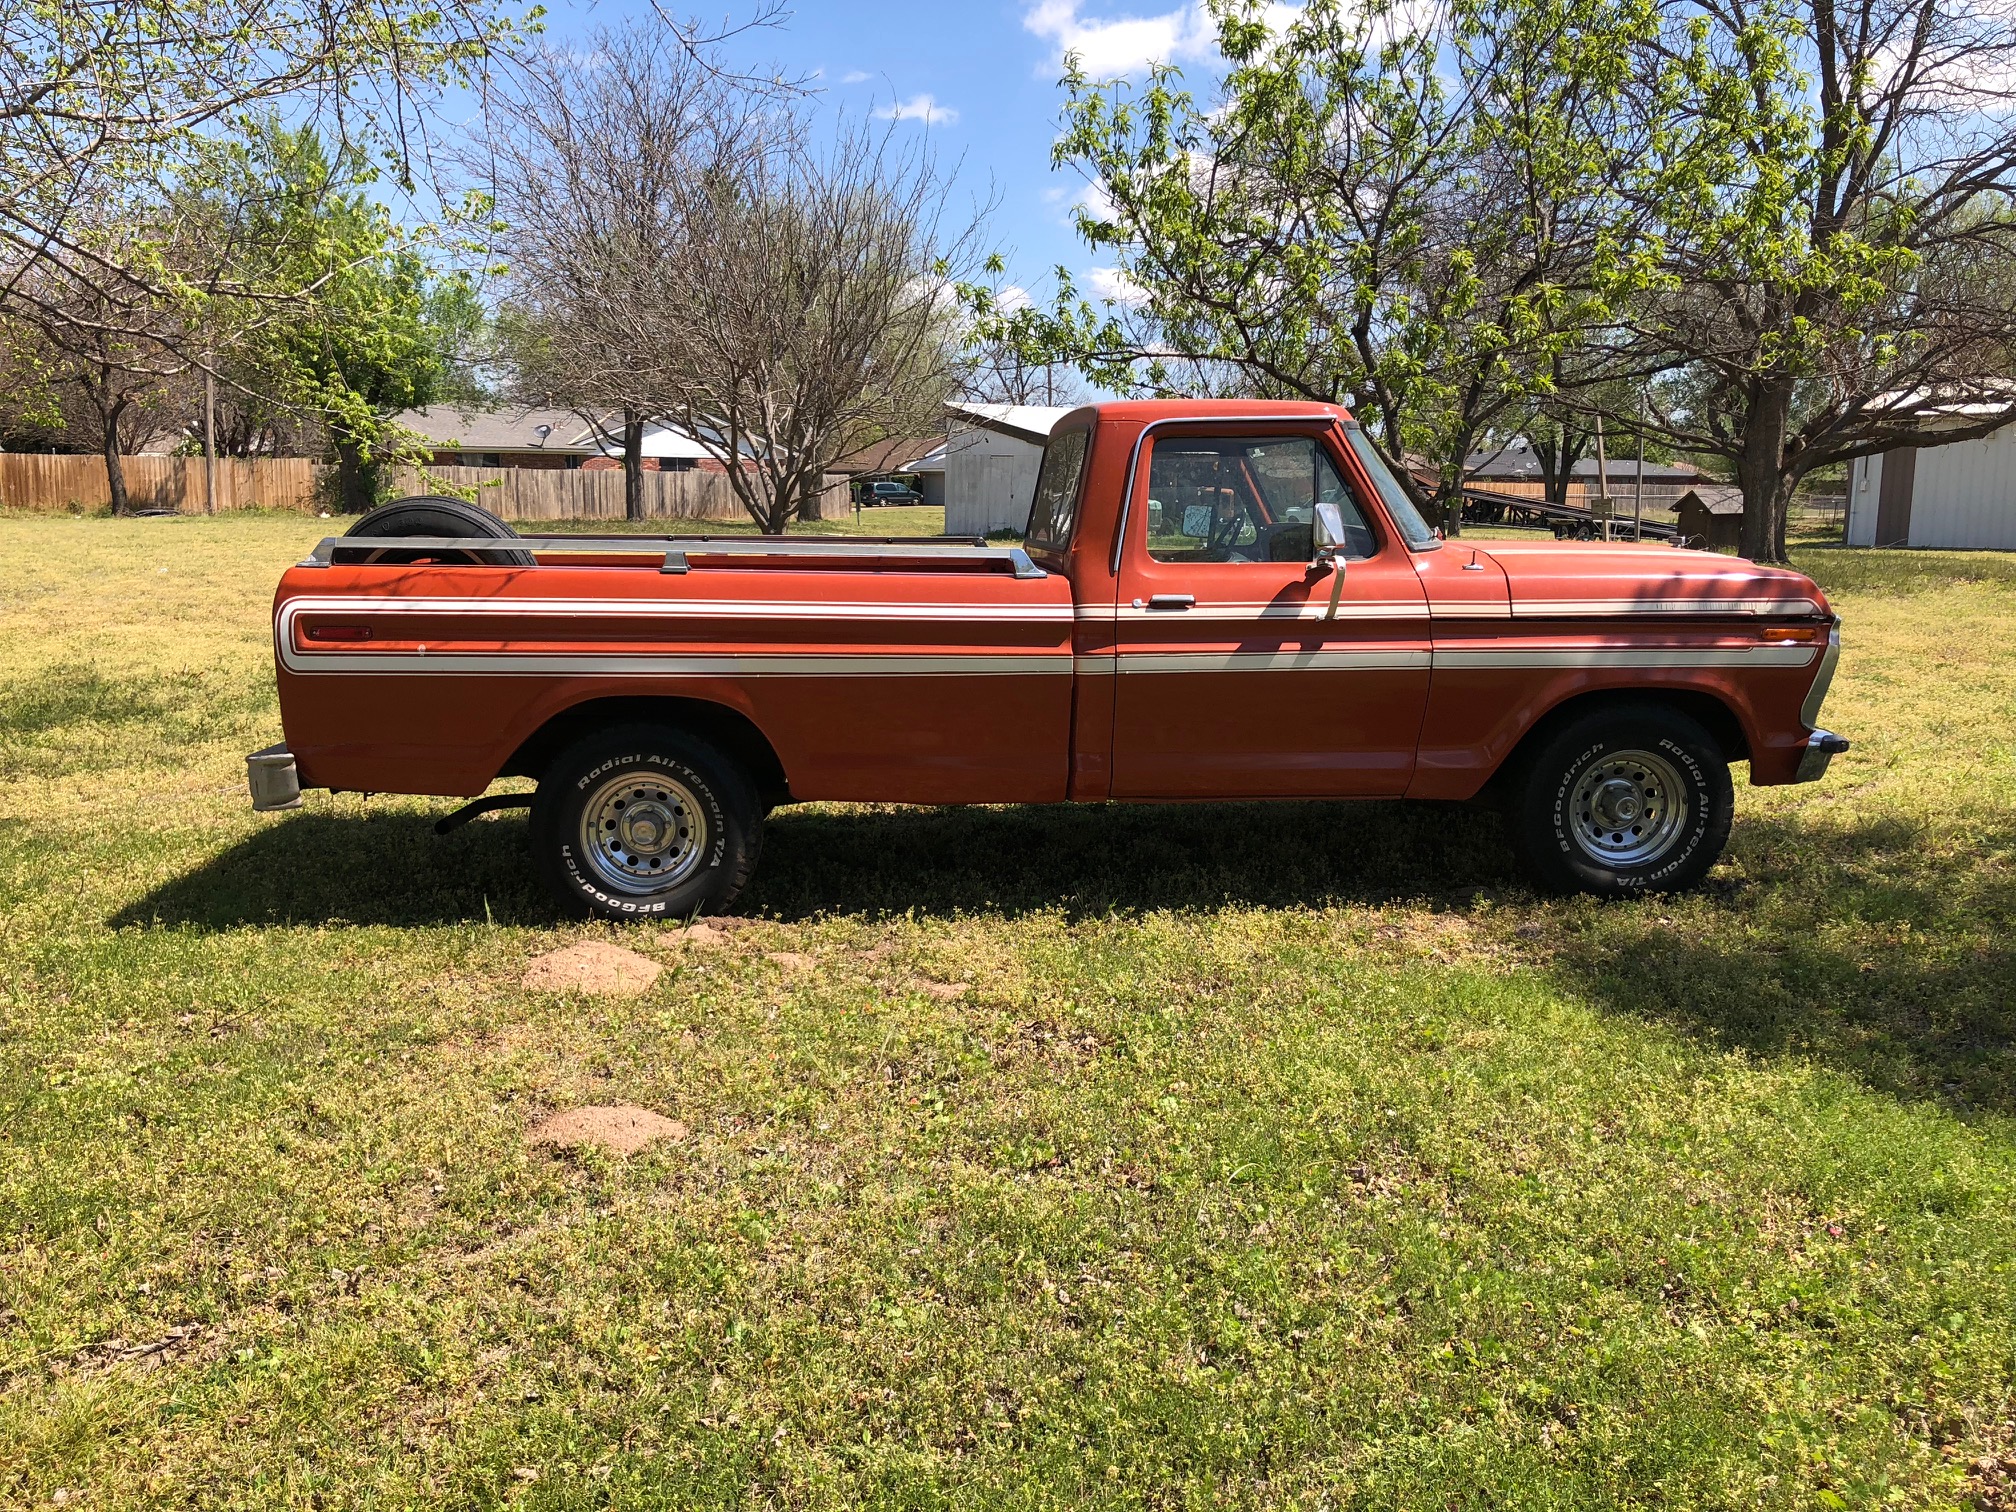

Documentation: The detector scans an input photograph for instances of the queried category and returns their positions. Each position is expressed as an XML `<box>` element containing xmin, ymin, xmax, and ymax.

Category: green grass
<box><xmin>1</xmin><ymin>514</ymin><xmax>2013</xmax><ymax>1509</ymax></box>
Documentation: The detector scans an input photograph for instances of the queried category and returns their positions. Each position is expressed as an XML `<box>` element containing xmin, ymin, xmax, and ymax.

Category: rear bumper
<box><xmin>1795</xmin><ymin>729</ymin><xmax>1851</xmax><ymax>783</ymax></box>
<box><xmin>246</xmin><ymin>743</ymin><xmax>302</xmax><ymax>812</ymax></box>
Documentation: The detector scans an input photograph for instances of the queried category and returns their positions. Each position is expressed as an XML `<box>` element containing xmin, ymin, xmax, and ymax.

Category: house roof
<box><xmin>392</xmin><ymin>407</ymin><xmax>600</xmax><ymax>454</ymax></box>
<box><xmin>1675</xmin><ymin>485</ymin><xmax>1745</xmax><ymax>516</ymax></box>
<box><xmin>831</xmin><ymin>436</ymin><xmax>942</xmax><ymax>476</ymax></box>
<box><xmin>394</xmin><ymin>406</ymin><xmax>724</xmax><ymax>461</ymax></box>
<box><xmin>584</xmin><ymin>421</ymin><xmax>716</xmax><ymax>461</ymax></box>
<box><xmin>905</xmin><ymin>443</ymin><xmax>948</xmax><ymax>475</ymax></box>
<box><xmin>947</xmin><ymin>401</ymin><xmax>1075</xmax><ymax>446</ymax></box>
<box><xmin>1463</xmin><ymin>439</ymin><xmax>1710</xmax><ymax>483</ymax></box>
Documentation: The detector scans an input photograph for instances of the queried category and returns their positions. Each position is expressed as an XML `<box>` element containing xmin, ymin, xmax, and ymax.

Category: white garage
<box><xmin>942</xmin><ymin>402</ymin><xmax>1075</xmax><ymax>537</ymax></box>
<box><xmin>1847</xmin><ymin>417</ymin><xmax>2016</xmax><ymax>550</ymax></box>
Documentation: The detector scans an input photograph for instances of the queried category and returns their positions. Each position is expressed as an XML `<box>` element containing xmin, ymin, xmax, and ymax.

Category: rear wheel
<box><xmin>1506</xmin><ymin>703</ymin><xmax>1732</xmax><ymax>895</ymax></box>
<box><xmin>532</xmin><ymin>725</ymin><xmax>762</xmax><ymax>919</ymax></box>
<box><xmin>343</xmin><ymin>496</ymin><xmax>534</xmax><ymax>566</ymax></box>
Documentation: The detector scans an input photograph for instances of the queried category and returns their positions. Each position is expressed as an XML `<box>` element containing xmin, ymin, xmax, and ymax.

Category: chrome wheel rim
<box><xmin>578</xmin><ymin>773</ymin><xmax>707</xmax><ymax>895</ymax></box>
<box><xmin>1567</xmin><ymin>748</ymin><xmax>1689</xmax><ymax>868</ymax></box>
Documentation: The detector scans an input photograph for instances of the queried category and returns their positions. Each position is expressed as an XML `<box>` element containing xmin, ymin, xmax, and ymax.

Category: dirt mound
<box><xmin>663</xmin><ymin>921</ymin><xmax>731</xmax><ymax>948</ymax></box>
<box><xmin>521</xmin><ymin>942</ymin><xmax>663</xmax><ymax>996</ymax></box>
<box><xmin>527</xmin><ymin>1104</ymin><xmax>688</xmax><ymax>1156</ymax></box>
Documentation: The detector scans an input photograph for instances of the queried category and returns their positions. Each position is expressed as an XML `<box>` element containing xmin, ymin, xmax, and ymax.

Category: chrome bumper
<box><xmin>246</xmin><ymin>743</ymin><xmax>302</xmax><ymax>812</ymax></box>
<box><xmin>1796</xmin><ymin>729</ymin><xmax>1851</xmax><ymax>783</ymax></box>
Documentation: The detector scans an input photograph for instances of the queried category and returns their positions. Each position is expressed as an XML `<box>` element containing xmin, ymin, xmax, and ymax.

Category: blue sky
<box><xmin>526</xmin><ymin>1</ymin><xmax>1237</xmax><ymax>308</ymax></box>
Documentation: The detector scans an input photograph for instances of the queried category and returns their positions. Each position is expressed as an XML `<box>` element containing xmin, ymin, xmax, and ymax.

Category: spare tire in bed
<box><xmin>342</xmin><ymin>496</ymin><xmax>536</xmax><ymax>567</ymax></box>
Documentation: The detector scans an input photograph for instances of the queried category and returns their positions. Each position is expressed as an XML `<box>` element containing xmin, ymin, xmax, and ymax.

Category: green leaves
<box><xmin>980</xmin><ymin>0</ymin><xmax>1659</xmax><ymax>498</ymax></box>
<box><xmin>184</xmin><ymin>120</ymin><xmax>480</xmax><ymax>493</ymax></box>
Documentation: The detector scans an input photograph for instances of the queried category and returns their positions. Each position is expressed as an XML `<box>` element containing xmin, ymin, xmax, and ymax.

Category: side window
<box><xmin>1026</xmin><ymin>429</ymin><xmax>1090</xmax><ymax>549</ymax></box>
<box><xmin>1144</xmin><ymin>435</ymin><xmax>1374</xmax><ymax>563</ymax></box>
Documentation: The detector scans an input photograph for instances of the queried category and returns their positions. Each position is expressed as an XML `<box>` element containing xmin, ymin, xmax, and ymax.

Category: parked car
<box><xmin>857</xmin><ymin>479</ymin><xmax>922</xmax><ymax>505</ymax></box>
<box><xmin>247</xmin><ymin>401</ymin><xmax>1847</xmax><ymax>917</ymax></box>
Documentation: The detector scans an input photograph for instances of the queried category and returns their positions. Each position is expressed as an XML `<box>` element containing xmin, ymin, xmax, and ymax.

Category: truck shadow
<box><xmin>109</xmin><ymin>803</ymin><xmax>2013</xmax><ymax>1116</ymax></box>
<box><xmin>109</xmin><ymin>798</ymin><xmax>1518</xmax><ymax>931</ymax></box>
<box><xmin>1534</xmin><ymin>812</ymin><xmax>2016</xmax><ymax>1119</ymax></box>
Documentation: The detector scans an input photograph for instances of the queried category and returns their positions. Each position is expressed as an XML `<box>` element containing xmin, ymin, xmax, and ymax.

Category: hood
<box><xmin>1467</xmin><ymin>540</ymin><xmax>1830</xmax><ymax>619</ymax></box>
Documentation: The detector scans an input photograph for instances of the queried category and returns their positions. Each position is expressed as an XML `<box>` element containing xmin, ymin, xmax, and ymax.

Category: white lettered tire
<box><xmin>1507</xmin><ymin>703</ymin><xmax>1733</xmax><ymax>896</ymax></box>
<box><xmin>533</xmin><ymin>725</ymin><xmax>762</xmax><ymax>919</ymax></box>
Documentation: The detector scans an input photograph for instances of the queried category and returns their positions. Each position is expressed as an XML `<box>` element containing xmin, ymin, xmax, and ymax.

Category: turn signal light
<box><xmin>306</xmin><ymin>624</ymin><xmax>373</xmax><ymax>642</ymax></box>
<box><xmin>1760</xmin><ymin>624</ymin><xmax>1824</xmax><ymax>643</ymax></box>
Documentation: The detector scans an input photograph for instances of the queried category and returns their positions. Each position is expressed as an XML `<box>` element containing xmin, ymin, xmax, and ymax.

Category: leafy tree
<box><xmin>0</xmin><ymin>0</ymin><xmax>526</xmax><ymax>358</ymax></box>
<box><xmin>978</xmin><ymin>0</ymin><xmax>1657</xmax><ymax>530</ymax></box>
<box><xmin>1607</xmin><ymin>0</ymin><xmax>2016</xmax><ymax>561</ymax></box>
<box><xmin>195</xmin><ymin>125</ymin><xmax>483</xmax><ymax>511</ymax></box>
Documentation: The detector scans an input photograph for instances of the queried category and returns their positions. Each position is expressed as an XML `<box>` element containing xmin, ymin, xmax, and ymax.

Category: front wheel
<box><xmin>532</xmin><ymin>725</ymin><xmax>762</xmax><ymax>919</ymax></box>
<box><xmin>1506</xmin><ymin>703</ymin><xmax>1733</xmax><ymax>895</ymax></box>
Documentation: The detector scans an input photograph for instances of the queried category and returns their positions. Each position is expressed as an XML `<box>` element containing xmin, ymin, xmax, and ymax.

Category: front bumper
<box><xmin>1796</xmin><ymin>729</ymin><xmax>1851</xmax><ymax>782</ymax></box>
<box><xmin>246</xmin><ymin>743</ymin><xmax>302</xmax><ymax>812</ymax></box>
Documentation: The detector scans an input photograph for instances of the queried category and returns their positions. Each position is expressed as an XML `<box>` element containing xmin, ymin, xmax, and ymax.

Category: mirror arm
<box><xmin>1324</xmin><ymin>554</ymin><xmax>1348</xmax><ymax>619</ymax></box>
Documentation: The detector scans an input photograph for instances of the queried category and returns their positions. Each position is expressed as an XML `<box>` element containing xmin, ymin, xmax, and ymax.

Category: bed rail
<box><xmin>299</xmin><ymin>534</ymin><xmax>1048</xmax><ymax>579</ymax></box>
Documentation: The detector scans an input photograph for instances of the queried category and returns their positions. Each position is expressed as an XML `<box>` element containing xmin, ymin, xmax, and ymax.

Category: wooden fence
<box><xmin>0</xmin><ymin>454</ymin><xmax>851</xmax><ymax>522</ymax></box>
<box><xmin>386</xmin><ymin>465</ymin><xmax>852</xmax><ymax>522</ymax></box>
<box><xmin>0</xmin><ymin>454</ymin><xmax>323</xmax><ymax>513</ymax></box>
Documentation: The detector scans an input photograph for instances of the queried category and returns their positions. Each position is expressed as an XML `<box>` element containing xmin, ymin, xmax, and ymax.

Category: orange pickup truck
<box><xmin>247</xmin><ymin>400</ymin><xmax>1847</xmax><ymax>917</ymax></box>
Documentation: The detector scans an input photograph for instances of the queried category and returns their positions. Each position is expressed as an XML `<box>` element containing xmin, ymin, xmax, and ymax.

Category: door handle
<box><xmin>1146</xmin><ymin>594</ymin><xmax>1196</xmax><ymax>610</ymax></box>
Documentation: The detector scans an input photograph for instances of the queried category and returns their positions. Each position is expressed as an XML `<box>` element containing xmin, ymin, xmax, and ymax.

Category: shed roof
<box><xmin>1675</xmin><ymin>485</ymin><xmax>1745</xmax><ymax>516</ymax></box>
<box><xmin>947</xmin><ymin>401</ymin><xmax>1075</xmax><ymax>446</ymax></box>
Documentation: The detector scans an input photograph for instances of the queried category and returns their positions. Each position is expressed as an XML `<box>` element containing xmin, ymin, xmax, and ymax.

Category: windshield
<box><xmin>1341</xmin><ymin>423</ymin><xmax>1440</xmax><ymax>550</ymax></box>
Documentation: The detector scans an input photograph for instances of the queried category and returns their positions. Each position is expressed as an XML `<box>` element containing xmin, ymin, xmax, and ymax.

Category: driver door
<box><xmin>1109</xmin><ymin>427</ymin><xmax>1432</xmax><ymax>798</ymax></box>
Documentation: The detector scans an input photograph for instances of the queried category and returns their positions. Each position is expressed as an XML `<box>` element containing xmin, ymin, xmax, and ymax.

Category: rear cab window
<box><xmin>1025</xmin><ymin>429</ymin><xmax>1090</xmax><ymax>554</ymax></box>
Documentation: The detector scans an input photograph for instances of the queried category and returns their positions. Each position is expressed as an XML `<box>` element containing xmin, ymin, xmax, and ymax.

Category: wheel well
<box><xmin>1483</xmin><ymin>687</ymin><xmax>1749</xmax><ymax>801</ymax></box>
<box><xmin>501</xmin><ymin>697</ymin><xmax>792</xmax><ymax>806</ymax></box>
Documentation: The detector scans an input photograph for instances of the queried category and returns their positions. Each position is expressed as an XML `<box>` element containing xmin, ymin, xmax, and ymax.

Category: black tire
<box><xmin>343</xmin><ymin>495</ymin><xmax>535</xmax><ymax>567</ymax></box>
<box><xmin>1506</xmin><ymin>702</ymin><xmax>1733</xmax><ymax>896</ymax></box>
<box><xmin>532</xmin><ymin>725</ymin><xmax>762</xmax><ymax>920</ymax></box>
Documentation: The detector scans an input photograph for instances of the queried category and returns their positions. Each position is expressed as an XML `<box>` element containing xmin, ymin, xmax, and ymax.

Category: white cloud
<box><xmin>841</xmin><ymin>69</ymin><xmax>873</xmax><ymax>84</ymax></box>
<box><xmin>1086</xmin><ymin>266</ymin><xmax>1148</xmax><ymax>306</ymax></box>
<box><xmin>874</xmin><ymin>93</ymin><xmax>959</xmax><ymax>126</ymax></box>
<box><xmin>1024</xmin><ymin>2</ymin><xmax>1302</xmax><ymax>77</ymax></box>
<box><xmin>997</xmin><ymin>285</ymin><xmax>1033</xmax><ymax>313</ymax></box>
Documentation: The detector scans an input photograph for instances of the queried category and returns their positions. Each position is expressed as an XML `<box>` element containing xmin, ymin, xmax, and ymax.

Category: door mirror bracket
<box><xmin>1311</xmin><ymin>501</ymin><xmax>1350</xmax><ymax>616</ymax></box>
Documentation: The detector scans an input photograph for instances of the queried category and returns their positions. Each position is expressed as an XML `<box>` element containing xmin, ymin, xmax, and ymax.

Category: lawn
<box><xmin>1</xmin><ymin>512</ymin><xmax>2011</xmax><ymax>1510</ymax></box>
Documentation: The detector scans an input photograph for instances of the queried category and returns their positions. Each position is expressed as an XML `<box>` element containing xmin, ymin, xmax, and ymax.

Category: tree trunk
<box><xmin>334</xmin><ymin>435</ymin><xmax>376</xmax><ymax>514</ymax></box>
<box><xmin>1737</xmin><ymin>378</ymin><xmax>1796</xmax><ymax>563</ymax></box>
<box><xmin>622</xmin><ymin>411</ymin><xmax>646</xmax><ymax>521</ymax></box>
<box><xmin>102</xmin><ymin>398</ymin><xmax>132</xmax><ymax>517</ymax></box>
<box><xmin>1534</xmin><ymin>419</ymin><xmax>1586</xmax><ymax>506</ymax></box>
<box><xmin>794</xmin><ymin>468</ymin><xmax>825</xmax><ymax>525</ymax></box>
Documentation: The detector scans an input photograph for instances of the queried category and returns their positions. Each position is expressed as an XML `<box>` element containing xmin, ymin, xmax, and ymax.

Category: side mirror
<box><xmin>1312</xmin><ymin>501</ymin><xmax>1348</xmax><ymax>574</ymax></box>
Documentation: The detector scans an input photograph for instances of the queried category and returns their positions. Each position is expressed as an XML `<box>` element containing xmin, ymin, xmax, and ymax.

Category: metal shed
<box><xmin>1847</xmin><ymin>417</ymin><xmax>2016</xmax><ymax>549</ymax></box>
<box><xmin>942</xmin><ymin>403</ymin><xmax>1074</xmax><ymax>536</ymax></box>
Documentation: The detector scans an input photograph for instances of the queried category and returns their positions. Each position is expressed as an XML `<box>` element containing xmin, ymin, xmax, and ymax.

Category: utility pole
<box><xmin>1633</xmin><ymin>393</ymin><xmax>1646</xmax><ymax>542</ymax></box>
<box><xmin>1593</xmin><ymin>413</ymin><xmax>1612</xmax><ymax>541</ymax></box>
<box><xmin>202</xmin><ymin>354</ymin><xmax>218</xmax><ymax>515</ymax></box>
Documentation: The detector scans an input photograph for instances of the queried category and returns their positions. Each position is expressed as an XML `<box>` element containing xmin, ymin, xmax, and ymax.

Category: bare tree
<box><xmin>1604</xmin><ymin>0</ymin><xmax>2016</xmax><ymax>561</ymax></box>
<box><xmin>650</xmin><ymin>120</ymin><xmax>987</xmax><ymax>533</ymax></box>
<box><xmin>486</xmin><ymin>31</ymin><xmax>984</xmax><ymax>533</ymax></box>
<box><xmin>2</xmin><ymin>206</ymin><xmax>196</xmax><ymax>513</ymax></box>
<box><xmin>481</xmin><ymin>23</ymin><xmax>774</xmax><ymax>519</ymax></box>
